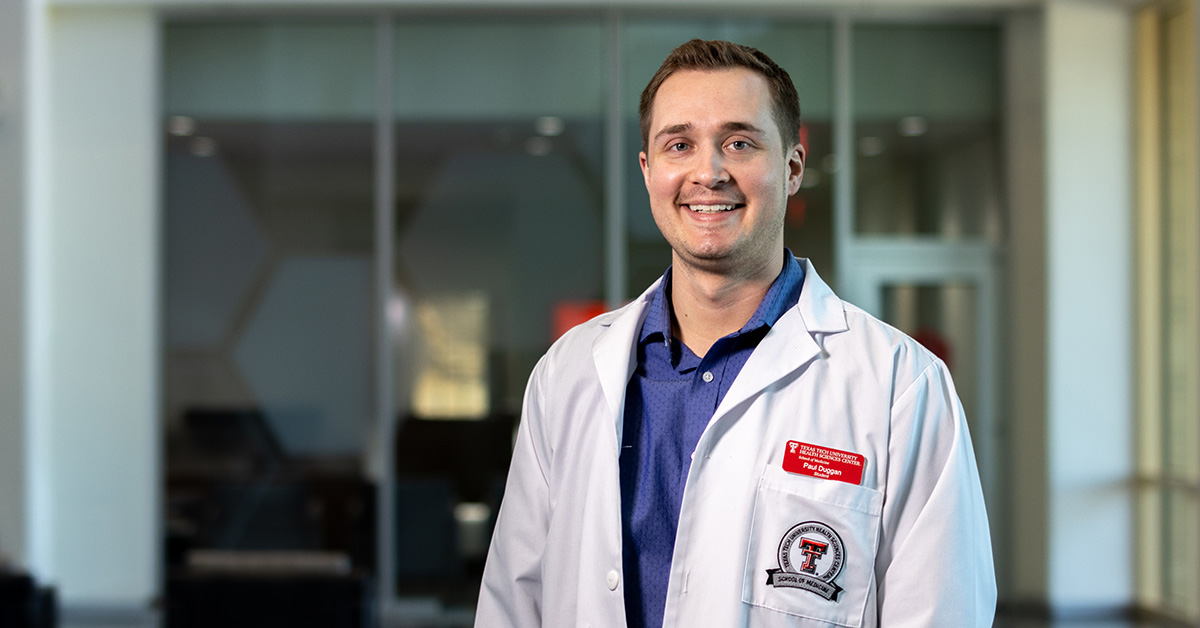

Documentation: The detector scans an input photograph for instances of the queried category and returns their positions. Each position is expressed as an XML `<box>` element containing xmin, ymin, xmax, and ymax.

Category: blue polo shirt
<box><xmin>618</xmin><ymin>252</ymin><xmax>805</xmax><ymax>628</ymax></box>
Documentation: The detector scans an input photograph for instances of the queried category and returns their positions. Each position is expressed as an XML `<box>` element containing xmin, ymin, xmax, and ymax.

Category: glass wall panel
<box><xmin>389</xmin><ymin>17</ymin><xmax>606</xmax><ymax>604</ymax></box>
<box><xmin>159</xmin><ymin>15</ymin><xmax>1013</xmax><ymax>621</ymax></box>
<box><xmin>853</xmin><ymin>25</ymin><xmax>1002</xmax><ymax>238</ymax></box>
<box><xmin>1136</xmin><ymin>485</ymin><xmax>1164</xmax><ymax>608</ymax></box>
<box><xmin>1135</xmin><ymin>3</ymin><xmax>1200</xmax><ymax>619</ymax></box>
<box><xmin>1162</xmin><ymin>0</ymin><xmax>1200</xmax><ymax>484</ymax></box>
<box><xmin>881</xmin><ymin>283</ymin><xmax>979</xmax><ymax>437</ymax></box>
<box><xmin>1166</xmin><ymin>488</ymin><xmax>1200</xmax><ymax>617</ymax></box>
<box><xmin>622</xmin><ymin>21</ymin><xmax>835</xmax><ymax>293</ymax></box>
<box><xmin>162</xmin><ymin>21</ymin><xmax>378</xmax><ymax>575</ymax></box>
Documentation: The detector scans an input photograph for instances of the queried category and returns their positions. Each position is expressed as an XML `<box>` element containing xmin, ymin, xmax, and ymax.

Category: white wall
<box><xmin>1043</xmin><ymin>0</ymin><xmax>1134</xmax><ymax>613</ymax></box>
<box><xmin>0</xmin><ymin>0</ymin><xmax>28</xmax><ymax>572</ymax></box>
<box><xmin>27</xmin><ymin>5</ymin><xmax>161</xmax><ymax>607</ymax></box>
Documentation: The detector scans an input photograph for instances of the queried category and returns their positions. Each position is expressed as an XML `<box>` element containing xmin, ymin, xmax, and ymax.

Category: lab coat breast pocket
<box><xmin>741</xmin><ymin>466</ymin><xmax>883</xmax><ymax>627</ymax></box>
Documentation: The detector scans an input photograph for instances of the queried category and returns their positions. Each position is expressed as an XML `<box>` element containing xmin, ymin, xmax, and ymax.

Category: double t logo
<box><xmin>797</xmin><ymin>538</ymin><xmax>829</xmax><ymax>573</ymax></box>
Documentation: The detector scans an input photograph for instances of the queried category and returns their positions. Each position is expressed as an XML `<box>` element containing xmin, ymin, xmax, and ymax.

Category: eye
<box><xmin>669</xmin><ymin>141</ymin><xmax>690</xmax><ymax>152</ymax></box>
<box><xmin>728</xmin><ymin>140</ymin><xmax>751</xmax><ymax>151</ymax></box>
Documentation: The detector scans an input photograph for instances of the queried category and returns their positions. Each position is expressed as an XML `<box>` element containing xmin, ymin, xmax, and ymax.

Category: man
<box><xmin>476</xmin><ymin>39</ymin><xmax>995</xmax><ymax>627</ymax></box>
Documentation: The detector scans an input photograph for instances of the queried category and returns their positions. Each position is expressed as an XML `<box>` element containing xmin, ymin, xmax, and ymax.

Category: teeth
<box><xmin>689</xmin><ymin>204</ymin><xmax>736</xmax><ymax>213</ymax></box>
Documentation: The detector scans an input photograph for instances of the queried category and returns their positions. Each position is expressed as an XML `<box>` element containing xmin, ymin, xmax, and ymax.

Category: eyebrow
<box><xmin>653</xmin><ymin>123</ymin><xmax>692</xmax><ymax>143</ymax></box>
<box><xmin>652</xmin><ymin>121</ymin><xmax>767</xmax><ymax>143</ymax></box>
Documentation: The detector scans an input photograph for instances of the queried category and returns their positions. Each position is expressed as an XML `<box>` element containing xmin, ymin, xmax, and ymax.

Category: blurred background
<box><xmin>0</xmin><ymin>0</ymin><xmax>1194</xmax><ymax>626</ymax></box>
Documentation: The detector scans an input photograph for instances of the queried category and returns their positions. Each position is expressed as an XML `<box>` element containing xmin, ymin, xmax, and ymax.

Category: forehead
<box><xmin>649</xmin><ymin>68</ymin><xmax>777</xmax><ymax>136</ymax></box>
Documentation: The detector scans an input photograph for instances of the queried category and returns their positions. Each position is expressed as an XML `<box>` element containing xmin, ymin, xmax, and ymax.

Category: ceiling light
<box><xmin>454</xmin><ymin>502</ymin><xmax>491</xmax><ymax>524</ymax></box>
<box><xmin>801</xmin><ymin>169</ymin><xmax>821</xmax><ymax>189</ymax></box>
<box><xmin>821</xmin><ymin>154</ymin><xmax>839</xmax><ymax>174</ymax></box>
<box><xmin>534</xmin><ymin>116</ymin><xmax>565</xmax><ymax>137</ymax></box>
<box><xmin>858</xmin><ymin>136</ymin><xmax>885</xmax><ymax>157</ymax></box>
<box><xmin>525</xmin><ymin>136</ymin><xmax>553</xmax><ymax>157</ymax></box>
<box><xmin>898</xmin><ymin>116</ymin><xmax>929</xmax><ymax>137</ymax></box>
<box><xmin>189</xmin><ymin>136</ymin><xmax>218</xmax><ymax>157</ymax></box>
<box><xmin>169</xmin><ymin>115</ymin><xmax>196</xmax><ymax>137</ymax></box>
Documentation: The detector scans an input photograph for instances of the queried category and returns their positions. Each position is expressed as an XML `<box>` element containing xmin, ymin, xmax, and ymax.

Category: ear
<box><xmin>786</xmin><ymin>142</ymin><xmax>806</xmax><ymax>196</ymax></box>
<box><xmin>639</xmin><ymin>151</ymin><xmax>651</xmax><ymax>190</ymax></box>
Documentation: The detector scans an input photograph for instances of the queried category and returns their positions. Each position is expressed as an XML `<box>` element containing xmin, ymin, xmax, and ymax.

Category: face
<box><xmin>640</xmin><ymin>68</ymin><xmax>804</xmax><ymax>279</ymax></box>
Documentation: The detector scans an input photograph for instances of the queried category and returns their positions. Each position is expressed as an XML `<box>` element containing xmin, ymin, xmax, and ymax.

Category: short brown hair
<box><xmin>639</xmin><ymin>39</ymin><xmax>802</xmax><ymax>153</ymax></box>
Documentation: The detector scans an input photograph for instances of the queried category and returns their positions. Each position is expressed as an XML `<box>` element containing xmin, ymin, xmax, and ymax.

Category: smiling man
<box><xmin>476</xmin><ymin>39</ymin><xmax>996</xmax><ymax>628</ymax></box>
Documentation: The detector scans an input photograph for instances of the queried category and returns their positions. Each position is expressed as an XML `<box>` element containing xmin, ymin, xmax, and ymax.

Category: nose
<box><xmin>693</xmin><ymin>144</ymin><xmax>730</xmax><ymax>187</ymax></box>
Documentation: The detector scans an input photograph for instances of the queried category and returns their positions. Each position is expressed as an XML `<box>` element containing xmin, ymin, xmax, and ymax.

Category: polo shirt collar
<box><xmin>638</xmin><ymin>248</ymin><xmax>806</xmax><ymax>348</ymax></box>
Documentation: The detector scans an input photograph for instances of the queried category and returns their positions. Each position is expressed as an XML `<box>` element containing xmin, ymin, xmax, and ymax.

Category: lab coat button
<box><xmin>702</xmin><ymin>371</ymin><xmax>714</xmax><ymax>383</ymax></box>
<box><xmin>606</xmin><ymin>570</ymin><xmax>620</xmax><ymax>591</ymax></box>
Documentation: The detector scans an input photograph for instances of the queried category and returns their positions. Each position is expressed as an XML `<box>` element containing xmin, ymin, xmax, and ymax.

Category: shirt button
<box><xmin>606</xmin><ymin>570</ymin><xmax>620</xmax><ymax>591</ymax></box>
<box><xmin>702</xmin><ymin>371</ymin><xmax>714</xmax><ymax>383</ymax></box>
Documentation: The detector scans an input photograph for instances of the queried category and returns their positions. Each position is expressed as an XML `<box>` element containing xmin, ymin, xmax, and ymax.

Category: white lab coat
<box><xmin>476</xmin><ymin>260</ymin><xmax>995</xmax><ymax>628</ymax></box>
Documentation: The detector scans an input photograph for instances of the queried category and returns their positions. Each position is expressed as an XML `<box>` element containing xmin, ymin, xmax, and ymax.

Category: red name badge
<box><xmin>782</xmin><ymin>441</ymin><xmax>865</xmax><ymax>485</ymax></box>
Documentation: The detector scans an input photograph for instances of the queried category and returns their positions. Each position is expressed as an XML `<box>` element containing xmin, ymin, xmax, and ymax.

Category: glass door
<box><xmin>836</xmin><ymin>19</ymin><xmax>1005</xmax><ymax>576</ymax></box>
<box><xmin>839</xmin><ymin>243</ymin><xmax>999</xmax><ymax>502</ymax></box>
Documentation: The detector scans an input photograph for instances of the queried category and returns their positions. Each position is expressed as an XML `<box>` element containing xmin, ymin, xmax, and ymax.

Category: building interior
<box><xmin>0</xmin><ymin>0</ymin><xmax>1197</xmax><ymax>626</ymax></box>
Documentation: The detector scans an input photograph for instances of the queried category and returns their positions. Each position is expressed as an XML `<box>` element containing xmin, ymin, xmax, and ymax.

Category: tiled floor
<box><xmin>58</xmin><ymin>621</ymin><xmax>1175</xmax><ymax>627</ymax></box>
<box><xmin>993</xmin><ymin>620</ymin><xmax>1175</xmax><ymax>628</ymax></box>
<box><xmin>60</xmin><ymin>615</ymin><xmax>156</xmax><ymax>628</ymax></box>
<box><xmin>60</xmin><ymin>614</ymin><xmax>1178</xmax><ymax>628</ymax></box>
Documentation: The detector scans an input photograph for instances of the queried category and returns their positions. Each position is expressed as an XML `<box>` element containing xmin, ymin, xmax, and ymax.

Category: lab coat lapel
<box><xmin>714</xmin><ymin>260</ymin><xmax>849</xmax><ymax>418</ymax></box>
<box><xmin>591</xmin><ymin>279</ymin><xmax>658</xmax><ymax>446</ymax></box>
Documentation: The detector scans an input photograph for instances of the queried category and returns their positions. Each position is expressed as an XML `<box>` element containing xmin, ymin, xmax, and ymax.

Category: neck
<box><xmin>669</xmin><ymin>250</ymin><xmax>784</xmax><ymax>358</ymax></box>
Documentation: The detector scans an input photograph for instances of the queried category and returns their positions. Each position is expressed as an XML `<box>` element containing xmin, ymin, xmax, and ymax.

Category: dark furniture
<box><xmin>0</xmin><ymin>573</ymin><xmax>55</xmax><ymax>628</ymax></box>
<box><xmin>166</xmin><ymin>572</ymin><xmax>372</xmax><ymax>628</ymax></box>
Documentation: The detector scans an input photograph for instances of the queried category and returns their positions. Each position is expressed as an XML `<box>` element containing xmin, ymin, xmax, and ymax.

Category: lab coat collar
<box><xmin>592</xmin><ymin>277</ymin><xmax>660</xmax><ymax>444</ymax></box>
<box><xmin>712</xmin><ymin>258</ymin><xmax>848</xmax><ymax>419</ymax></box>
<box><xmin>590</xmin><ymin>258</ymin><xmax>848</xmax><ymax>443</ymax></box>
<box><xmin>794</xmin><ymin>258</ymin><xmax>849</xmax><ymax>335</ymax></box>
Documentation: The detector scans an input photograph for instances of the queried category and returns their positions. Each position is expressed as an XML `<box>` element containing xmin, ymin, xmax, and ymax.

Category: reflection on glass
<box><xmin>622</xmin><ymin>21</ymin><xmax>836</xmax><ymax>292</ymax></box>
<box><xmin>413</xmin><ymin>294</ymin><xmax>490</xmax><ymax>420</ymax></box>
<box><xmin>853</xmin><ymin>25</ymin><xmax>1002</xmax><ymax>238</ymax></box>
<box><xmin>882</xmin><ymin>283</ymin><xmax>978</xmax><ymax>435</ymax></box>
<box><xmin>1162</xmin><ymin>4</ymin><xmax>1200</xmax><ymax>483</ymax></box>
<box><xmin>390</xmin><ymin>18</ymin><xmax>607</xmax><ymax>603</ymax></box>
<box><xmin>1166</xmin><ymin>489</ymin><xmax>1200</xmax><ymax>618</ymax></box>
<box><xmin>164</xmin><ymin>122</ymin><xmax>376</xmax><ymax>455</ymax></box>
<box><xmin>393</xmin><ymin>21</ymin><xmax>606</xmax><ymax>418</ymax></box>
<box><xmin>790</xmin><ymin>122</ymin><xmax>835</xmax><ymax>280</ymax></box>
<box><xmin>162</xmin><ymin>21</ymin><xmax>377</xmax><ymax>583</ymax></box>
<box><xmin>1136</xmin><ymin>487</ymin><xmax>1163</xmax><ymax>608</ymax></box>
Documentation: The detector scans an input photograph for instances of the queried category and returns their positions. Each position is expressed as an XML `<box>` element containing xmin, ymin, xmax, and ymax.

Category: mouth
<box><xmin>684</xmin><ymin>203</ymin><xmax>743</xmax><ymax>214</ymax></box>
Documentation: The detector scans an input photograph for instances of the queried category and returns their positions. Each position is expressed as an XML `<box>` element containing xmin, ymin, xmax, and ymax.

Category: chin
<box><xmin>678</xmin><ymin>250</ymin><xmax>737</xmax><ymax>271</ymax></box>
<box><xmin>679</xmin><ymin>238</ymin><xmax>736</xmax><ymax>259</ymax></box>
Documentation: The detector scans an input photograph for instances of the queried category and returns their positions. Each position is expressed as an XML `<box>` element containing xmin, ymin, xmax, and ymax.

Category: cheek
<box><xmin>647</xmin><ymin>168</ymin><xmax>683</xmax><ymax>198</ymax></box>
<box><xmin>753</xmin><ymin>165</ymin><xmax>790</xmax><ymax>199</ymax></box>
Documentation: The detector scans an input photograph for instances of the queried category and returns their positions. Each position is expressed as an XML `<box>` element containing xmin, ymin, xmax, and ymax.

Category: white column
<box><xmin>28</xmin><ymin>4</ymin><xmax>161</xmax><ymax>607</ymax></box>
<box><xmin>1043</xmin><ymin>0</ymin><xmax>1134</xmax><ymax>614</ymax></box>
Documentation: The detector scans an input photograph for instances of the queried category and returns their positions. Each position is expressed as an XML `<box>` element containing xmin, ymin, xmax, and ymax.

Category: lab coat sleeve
<box><xmin>875</xmin><ymin>359</ymin><xmax>996</xmax><ymax>627</ymax></box>
<box><xmin>475</xmin><ymin>356</ymin><xmax>552</xmax><ymax>628</ymax></box>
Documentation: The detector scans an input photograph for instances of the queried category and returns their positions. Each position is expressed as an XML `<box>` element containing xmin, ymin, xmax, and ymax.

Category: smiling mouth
<box><xmin>686</xmin><ymin>203</ymin><xmax>743</xmax><ymax>213</ymax></box>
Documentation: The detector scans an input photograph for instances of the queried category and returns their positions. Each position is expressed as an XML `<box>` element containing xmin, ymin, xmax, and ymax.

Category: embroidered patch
<box><xmin>765</xmin><ymin>521</ymin><xmax>846</xmax><ymax>601</ymax></box>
